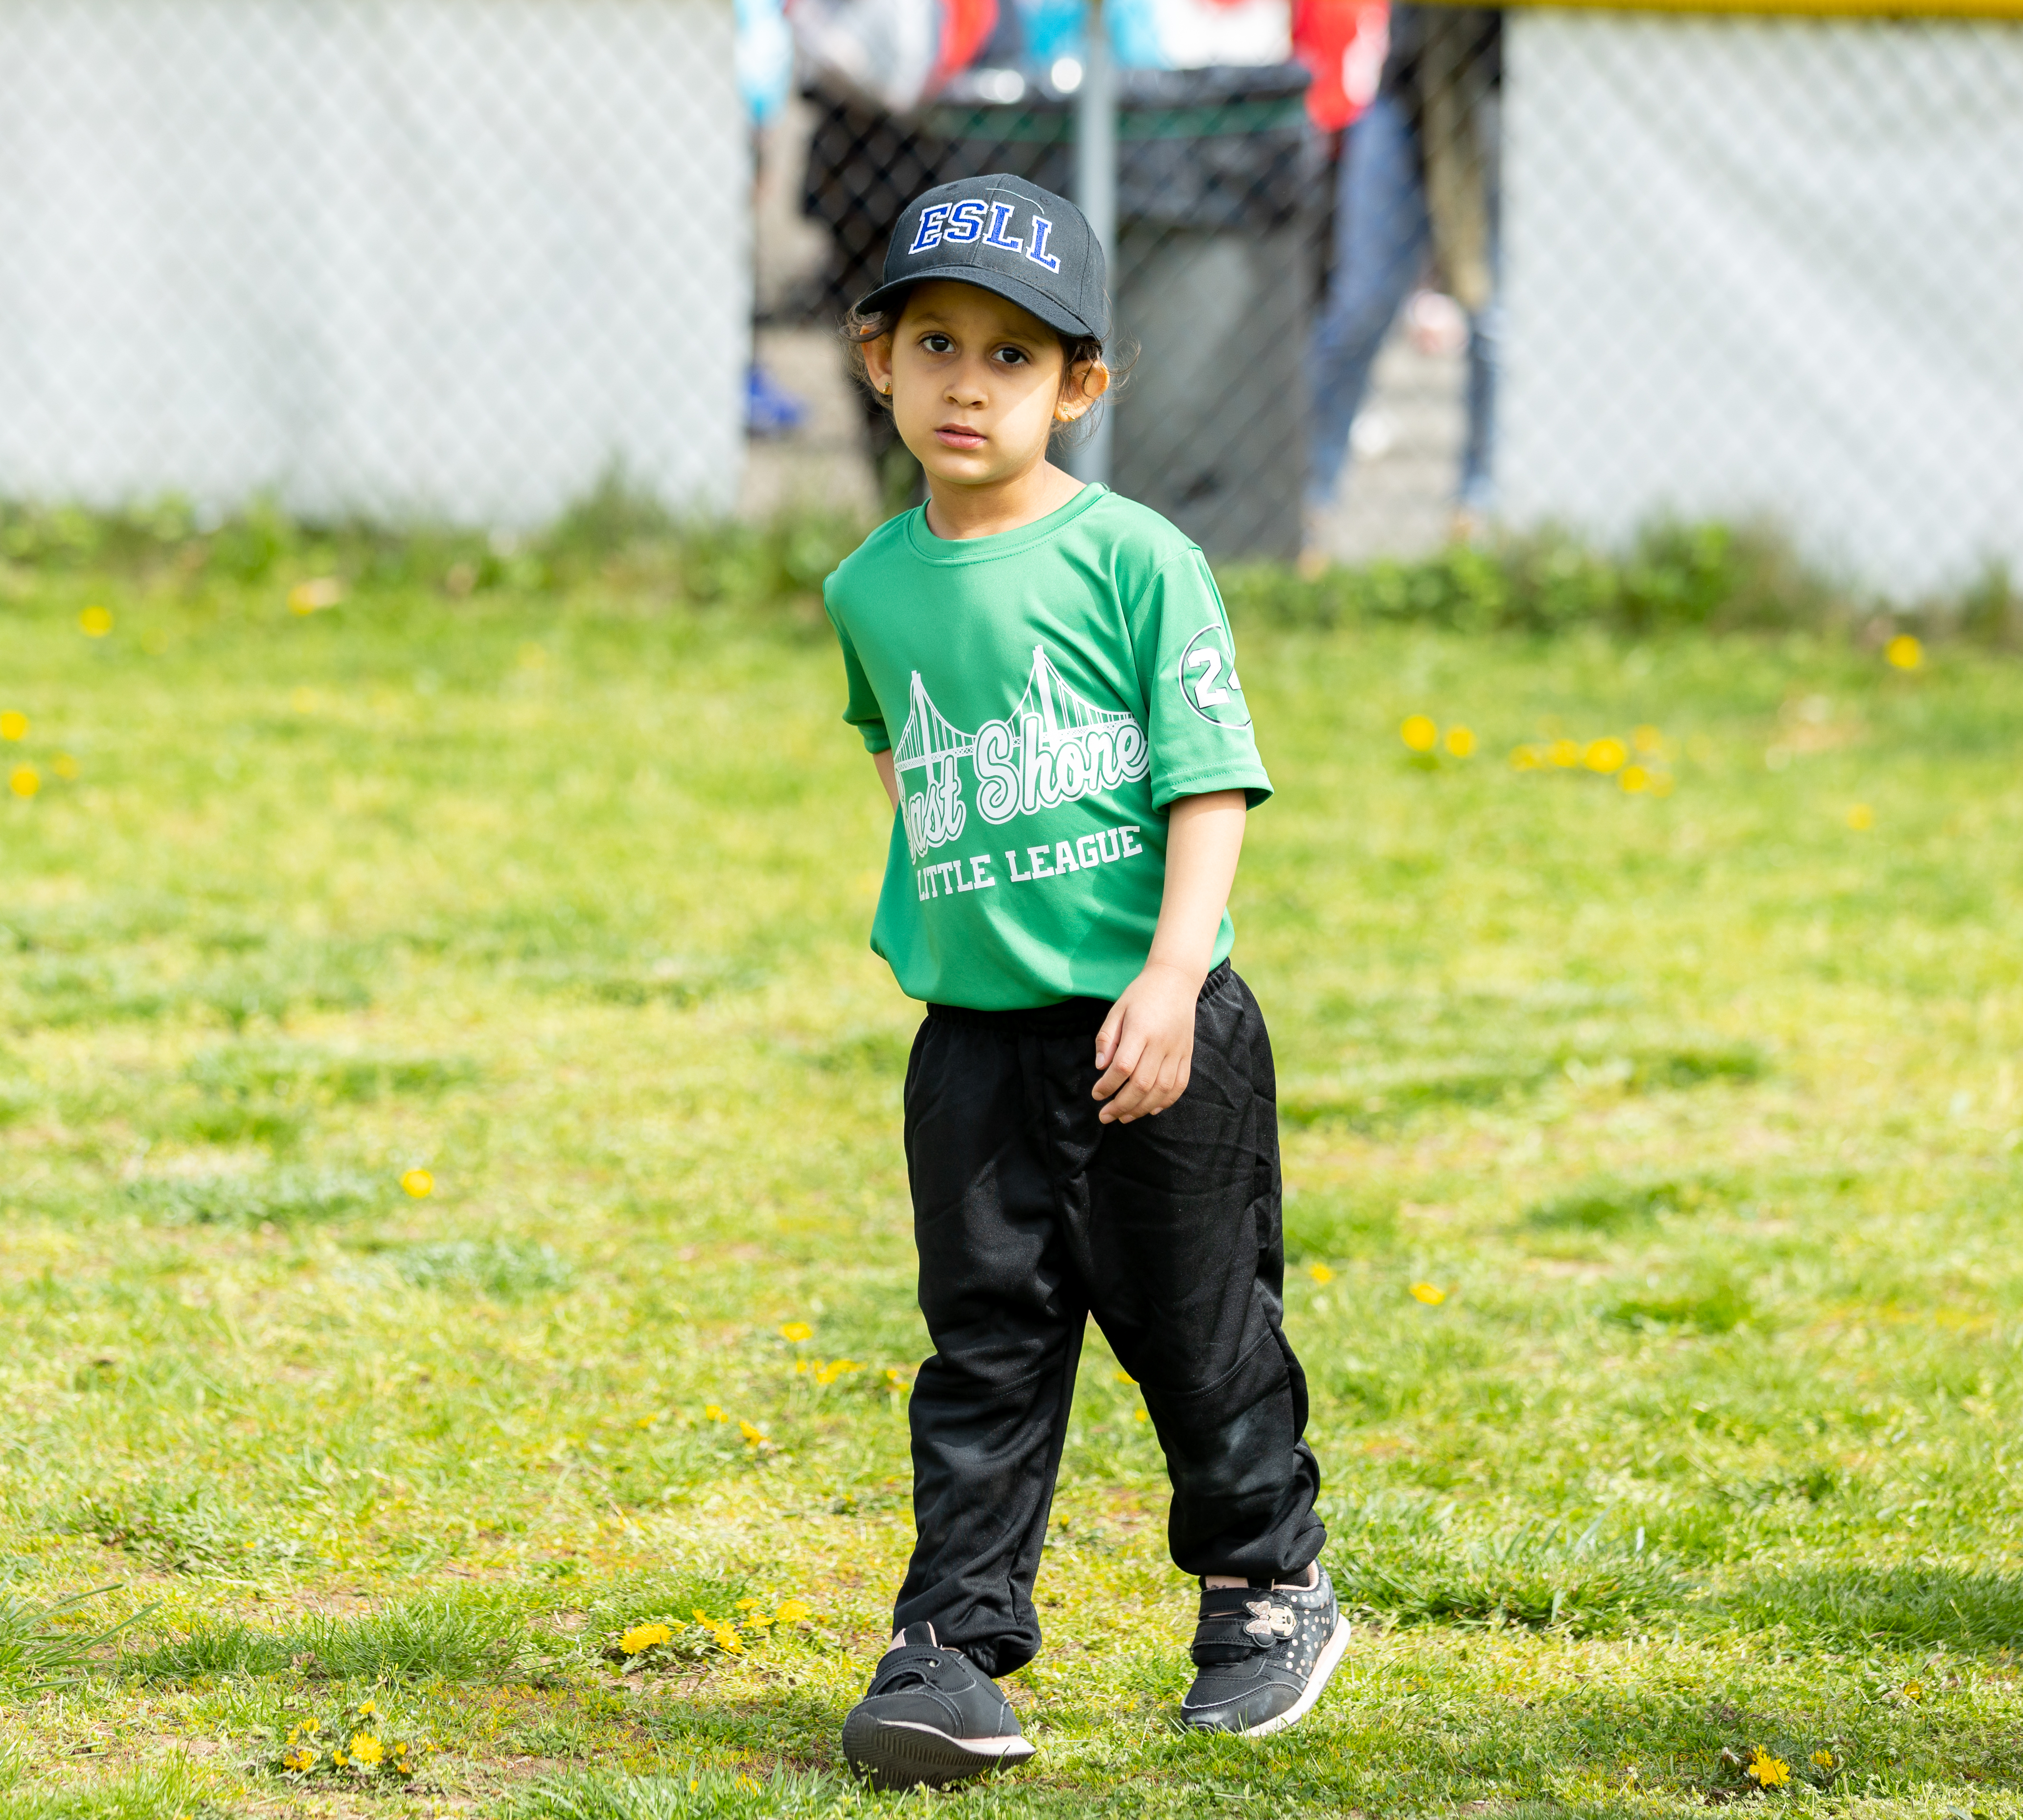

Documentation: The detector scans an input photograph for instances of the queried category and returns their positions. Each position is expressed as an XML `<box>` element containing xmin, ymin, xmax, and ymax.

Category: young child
<box><xmin>822</xmin><ymin>174</ymin><xmax>1343</xmax><ymax>1790</ymax></box>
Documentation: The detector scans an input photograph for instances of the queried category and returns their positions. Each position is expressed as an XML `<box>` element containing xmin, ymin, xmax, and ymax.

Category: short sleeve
<box><xmin>827</xmin><ymin>596</ymin><xmax>891</xmax><ymax>755</ymax></box>
<box><xmin>1127</xmin><ymin>550</ymin><xmax>1273</xmax><ymax>811</ymax></box>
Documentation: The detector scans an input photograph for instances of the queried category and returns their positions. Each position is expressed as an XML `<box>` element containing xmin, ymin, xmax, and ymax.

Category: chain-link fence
<box><xmin>788</xmin><ymin>4</ymin><xmax>2023</xmax><ymax>587</ymax></box>
<box><xmin>0</xmin><ymin>0</ymin><xmax>748</xmax><ymax>527</ymax></box>
<box><xmin>2</xmin><ymin>0</ymin><xmax>2020</xmax><ymax>591</ymax></box>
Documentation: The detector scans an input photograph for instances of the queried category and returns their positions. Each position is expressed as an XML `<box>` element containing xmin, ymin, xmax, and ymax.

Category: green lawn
<box><xmin>2</xmin><ymin>554</ymin><xmax>2022</xmax><ymax>1818</ymax></box>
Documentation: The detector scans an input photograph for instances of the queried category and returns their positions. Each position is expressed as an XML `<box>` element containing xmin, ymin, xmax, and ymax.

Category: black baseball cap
<box><xmin>854</xmin><ymin>174</ymin><xmax>1108</xmax><ymax>342</ymax></box>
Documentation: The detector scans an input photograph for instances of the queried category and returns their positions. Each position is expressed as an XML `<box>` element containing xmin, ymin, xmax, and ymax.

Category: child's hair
<box><xmin>842</xmin><ymin>287</ymin><xmax>1118</xmax><ymax>447</ymax></box>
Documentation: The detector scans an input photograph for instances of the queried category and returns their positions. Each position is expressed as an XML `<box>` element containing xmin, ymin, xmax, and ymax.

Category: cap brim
<box><xmin>853</xmin><ymin>264</ymin><xmax>1105</xmax><ymax>342</ymax></box>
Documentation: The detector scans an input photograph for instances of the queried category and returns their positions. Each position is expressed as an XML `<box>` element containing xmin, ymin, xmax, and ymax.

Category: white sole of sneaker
<box><xmin>841</xmin><ymin>1712</ymin><xmax>1036</xmax><ymax>1791</ymax></box>
<box><xmin>1235</xmin><ymin>1613</ymin><xmax>1352</xmax><ymax>1739</ymax></box>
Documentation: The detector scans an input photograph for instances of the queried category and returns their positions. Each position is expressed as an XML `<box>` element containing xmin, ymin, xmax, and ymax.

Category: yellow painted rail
<box><xmin>1451</xmin><ymin>0</ymin><xmax>2023</xmax><ymax>19</ymax></box>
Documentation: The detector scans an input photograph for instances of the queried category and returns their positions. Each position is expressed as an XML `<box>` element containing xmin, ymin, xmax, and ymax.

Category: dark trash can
<box><xmin>803</xmin><ymin>65</ymin><xmax>1318</xmax><ymax>559</ymax></box>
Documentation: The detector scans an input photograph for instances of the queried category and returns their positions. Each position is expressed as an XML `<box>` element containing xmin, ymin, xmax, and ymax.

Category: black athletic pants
<box><xmin>891</xmin><ymin>960</ymin><xmax>1325</xmax><ymax>1679</ymax></box>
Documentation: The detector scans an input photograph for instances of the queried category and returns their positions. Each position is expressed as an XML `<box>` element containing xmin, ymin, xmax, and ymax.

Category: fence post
<box><xmin>1073</xmin><ymin>0</ymin><xmax>1117</xmax><ymax>486</ymax></box>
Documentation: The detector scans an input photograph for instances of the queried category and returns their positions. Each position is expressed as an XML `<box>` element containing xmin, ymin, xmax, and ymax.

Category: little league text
<box><xmin>915</xmin><ymin>822</ymin><xmax>1145</xmax><ymax>899</ymax></box>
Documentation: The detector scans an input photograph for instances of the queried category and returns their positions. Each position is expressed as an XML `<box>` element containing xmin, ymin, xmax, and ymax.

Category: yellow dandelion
<box><xmin>1885</xmin><ymin>633</ymin><xmax>1922</xmax><ymax>670</ymax></box>
<box><xmin>780</xmin><ymin>1320</ymin><xmax>813</xmax><ymax>1342</ymax></box>
<box><xmin>1810</xmin><ymin>1749</ymin><xmax>1834</xmax><ymax>1770</ymax></box>
<box><xmin>356</xmin><ymin>1698</ymin><xmax>378</xmax><ymax>1717</ymax></box>
<box><xmin>300</xmin><ymin>1718</ymin><xmax>318</xmax><ymax>1734</ymax></box>
<box><xmin>1400</xmin><ymin>714</ymin><xmax>1438</xmax><ymax>753</ymax></box>
<box><xmin>713</xmin><ymin>1625</ymin><xmax>745</xmax><ymax>1654</ymax></box>
<box><xmin>0</xmin><ymin>711</ymin><xmax>26</xmax><ymax>741</ymax></box>
<box><xmin>53</xmin><ymin>753</ymin><xmax>79</xmax><ymax>779</ymax></box>
<box><xmin>739</xmin><ymin>1420</ymin><xmax>766</xmax><ymax>1446</ymax></box>
<box><xmin>1584</xmin><ymin>737</ymin><xmax>1628</xmax><ymax>774</ymax></box>
<box><xmin>400</xmin><ymin>1168</ymin><xmax>433</xmax><ymax>1198</ymax></box>
<box><xmin>1745</xmin><ymin>1748</ymin><xmax>1790</xmax><ymax>1788</ymax></box>
<box><xmin>288</xmin><ymin>576</ymin><xmax>345</xmax><ymax>615</ymax></box>
<box><xmin>736</xmin><ymin>1776</ymin><xmax>759</xmax><ymax>1792</ymax></box>
<box><xmin>1846</xmin><ymin>803</ymin><xmax>1873</xmax><ymax>831</ymax></box>
<box><xmin>620</xmin><ymin>1622</ymin><xmax>673</xmax><ymax>1654</ymax></box>
<box><xmin>79</xmin><ymin>606</ymin><xmax>112</xmax><ymax>637</ymax></box>
<box><xmin>1410</xmin><ymin>1282</ymin><xmax>1446</xmax><ymax>1305</ymax></box>
<box><xmin>281</xmin><ymin>1746</ymin><xmax>316</xmax><ymax>1773</ymax></box>
<box><xmin>1549</xmin><ymin>738</ymin><xmax>1580</xmax><ymax>768</ymax></box>
<box><xmin>743</xmin><ymin>1610</ymin><xmax>776</xmax><ymax>1629</ymax></box>
<box><xmin>1632</xmin><ymin>724</ymin><xmax>1664</xmax><ymax>754</ymax></box>
<box><xmin>330</xmin><ymin>1750</ymin><xmax>349</xmax><ymax>1769</ymax></box>
<box><xmin>636</xmin><ymin>1412</ymin><xmax>658</xmax><ymax>1428</ymax></box>
<box><xmin>735</xmin><ymin>1597</ymin><xmax>763</xmax><ymax>1610</ymax></box>
<box><xmin>1443</xmin><ymin>725</ymin><xmax>1476</xmax><ymax>758</ymax></box>
<box><xmin>9</xmin><ymin>766</ymin><xmax>39</xmax><ymax>799</ymax></box>
<box><xmin>705</xmin><ymin>1405</ymin><xmax>726</xmax><ymax>1422</ymax></box>
<box><xmin>349</xmin><ymin>1732</ymin><xmax>384</xmax><ymax>1766</ymax></box>
<box><xmin>1619</xmin><ymin>765</ymin><xmax>1649</xmax><ymax>794</ymax></box>
<box><xmin>1901</xmin><ymin>1679</ymin><xmax>1923</xmax><ymax>1700</ymax></box>
<box><xmin>775</xmin><ymin>1599</ymin><xmax>812</xmax><ymax>1622</ymax></box>
<box><xmin>1308</xmin><ymin>1262</ymin><xmax>1336</xmax><ymax>1285</ymax></box>
<box><xmin>1113</xmin><ymin>1369</ymin><xmax>1136</xmax><ymax>1384</ymax></box>
<box><xmin>1133</xmin><ymin>1409</ymin><xmax>1150</xmax><ymax>1422</ymax></box>
<box><xmin>1510</xmin><ymin>745</ymin><xmax>1541</xmax><ymax>770</ymax></box>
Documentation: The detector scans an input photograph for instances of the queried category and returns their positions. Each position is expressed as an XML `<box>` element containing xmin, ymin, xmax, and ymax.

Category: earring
<box><xmin>880</xmin><ymin>383</ymin><xmax>892</xmax><ymax>395</ymax></box>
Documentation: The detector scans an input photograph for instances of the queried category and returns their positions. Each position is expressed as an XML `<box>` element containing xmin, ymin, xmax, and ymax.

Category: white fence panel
<box><xmin>0</xmin><ymin>0</ymin><xmax>747</xmax><ymax>524</ymax></box>
<box><xmin>1501</xmin><ymin>9</ymin><xmax>2023</xmax><ymax>594</ymax></box>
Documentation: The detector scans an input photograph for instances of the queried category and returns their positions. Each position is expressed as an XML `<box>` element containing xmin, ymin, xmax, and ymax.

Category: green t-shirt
<box><xmin>823</xmin><ymin>484</ymin><xmax>1271</xmax><ymax>1011</ymax></box>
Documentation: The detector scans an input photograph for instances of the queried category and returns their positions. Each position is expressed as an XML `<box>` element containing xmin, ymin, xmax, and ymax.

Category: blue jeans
<box><xmin>1306</xmin><ymin>92</ymin><xmax>1500</xmax><ymax>514</ymax></box>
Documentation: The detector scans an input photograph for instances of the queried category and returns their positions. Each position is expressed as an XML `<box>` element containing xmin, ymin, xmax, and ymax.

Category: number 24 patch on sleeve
<box><xmin>1178</xmin><ymin>625</ymin><xmax>1251</xmax><ymax>729</ymax></box>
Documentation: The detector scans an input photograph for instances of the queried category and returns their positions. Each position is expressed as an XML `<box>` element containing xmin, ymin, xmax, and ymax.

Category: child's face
<box><xmin>866</xmin><ymin>281</ymin><xmax>1105</xmax><ymax>492</ymax></box>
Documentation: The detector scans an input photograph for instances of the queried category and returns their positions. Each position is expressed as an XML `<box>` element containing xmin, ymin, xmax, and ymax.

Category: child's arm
<box><xmin>1091</xmin><ymin>789</ymin><xmax>1246</xmax><ymax>1124</ymax></box>
<box><xmin>873</xmin><ymin>751</ymin><xmax>899</xmax><ymax>809</ymax></box>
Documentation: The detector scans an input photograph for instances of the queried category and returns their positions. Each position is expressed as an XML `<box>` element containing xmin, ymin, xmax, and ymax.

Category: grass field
<box><xmin>3</xmin><ymin>545</ymin><xmax>2022</xmax><ymax>1818</ymax></box>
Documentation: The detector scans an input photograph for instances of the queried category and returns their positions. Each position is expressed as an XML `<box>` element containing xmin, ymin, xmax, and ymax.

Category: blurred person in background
<box><xmin>1291</xmin><ymin>0</ymin><xmax>1388</xmax><ymax>142</ymax></box>
<box><xmin>1303</xmin><ymin>3</ymin><xmax>1502</xmax><ymax>555</ymax></box>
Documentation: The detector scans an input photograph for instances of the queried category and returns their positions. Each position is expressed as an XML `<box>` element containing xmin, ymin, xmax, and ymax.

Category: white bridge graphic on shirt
<box><xmin>893</xmin><ymin>670</ymin><xmax>976</xmax><ymax>859</ymax></box>
<box><xmin>893</xmin><ymin>645</ymin><xmax>1150</xmax><ymax>862</ymax></box>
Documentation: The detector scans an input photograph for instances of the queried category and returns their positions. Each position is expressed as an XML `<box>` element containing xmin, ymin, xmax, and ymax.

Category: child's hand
<box><xmin>1091</xmin><ymin>960</ymin><xmax>1202</xmax><ymax>1124</ymax></box>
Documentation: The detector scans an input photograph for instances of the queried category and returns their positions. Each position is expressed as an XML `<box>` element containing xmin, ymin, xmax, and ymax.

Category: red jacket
<box><xmin>1291</xmin><ymin>0</ymin><xmax>1387</xmax><ymax>131</ymax></box>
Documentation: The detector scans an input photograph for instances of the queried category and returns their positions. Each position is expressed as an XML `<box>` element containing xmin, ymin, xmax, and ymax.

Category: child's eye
<box><xmin>920</xmin><ymin>333</ymin><xmax>954</xmax><ymax>354</ymax></box>
<box><xmin>993</xmin><ymin>346</ymin><xmax>1030</xmax><ymax>366</ymax></box>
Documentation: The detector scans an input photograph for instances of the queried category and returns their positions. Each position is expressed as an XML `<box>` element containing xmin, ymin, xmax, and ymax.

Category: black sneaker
<box><xmin>1180</xmin><ymin>1564</ymin><xmax>1349</xmax><ymax>1736</ymax></box>
<box><xmin>841</xmin><ymin>1623</ymin><xmax>1037</xmax><ymax>1790</ymax></box>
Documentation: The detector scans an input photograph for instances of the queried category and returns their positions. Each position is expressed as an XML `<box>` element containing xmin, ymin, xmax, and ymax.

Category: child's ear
<box><xmin>1054</xmin><ymin>359</ymin><xmax>1111</xmax><ymax>424</ymax></box>
<box><xmin>862</xmin><ymin>333</ymin><xmax>898</xmax><ymax>398</ymax></box>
